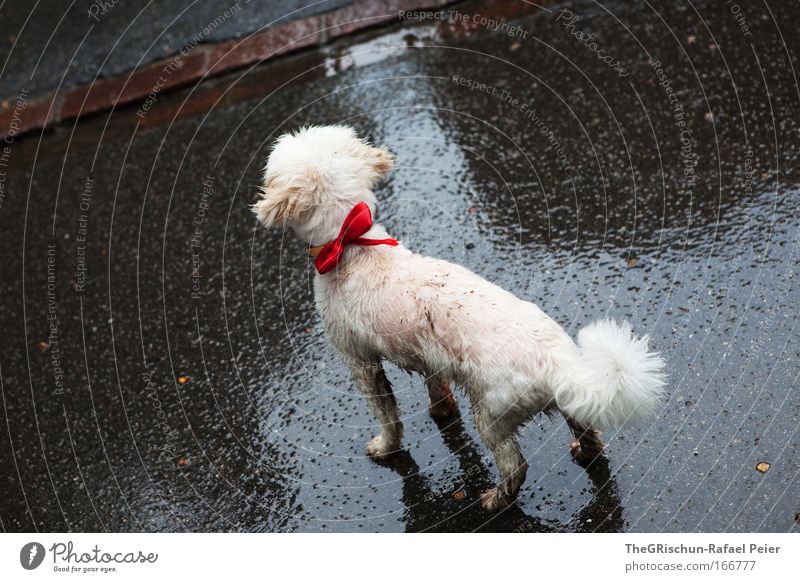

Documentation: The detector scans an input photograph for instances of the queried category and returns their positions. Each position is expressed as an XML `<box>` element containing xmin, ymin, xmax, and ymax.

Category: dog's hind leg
<box><xmin>565</xmin><ymin>415</ymin><xmax>604</xmax><ymax>466</ymax></box>
<box><xmin>475</xmin><ymin>412</ymin><xmax>528</xmax><ymax>512</ymax></box>
<box><xmin>351</xmin><ymin>361</ymin><xmax>403</xmax><ymax>459</ymax></box>
<box><xmin>426</xmin><ymin>378</ymin><xmax>457</xmax><ymax>419</ymax></box>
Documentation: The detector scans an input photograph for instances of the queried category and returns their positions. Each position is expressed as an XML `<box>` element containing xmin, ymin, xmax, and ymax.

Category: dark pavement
<box><xmin>0</xmin><ymin>0</ymin><xmax>350</xmax><ymax>100</ymax></box>
<box><xmin>0</xmin><ymin>0</ymin><xmax>798</xmax><ymax>532</ymax></box>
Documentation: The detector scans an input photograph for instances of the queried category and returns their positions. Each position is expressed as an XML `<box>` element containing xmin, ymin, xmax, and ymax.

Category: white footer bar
<box><xmin>1</xmin><ymin>533</ymin><xmax>796</xmax><ymax>580</ymax></box>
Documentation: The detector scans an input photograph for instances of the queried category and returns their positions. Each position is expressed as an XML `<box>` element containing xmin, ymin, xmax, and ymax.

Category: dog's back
<box><xmin>318</xmin><ymin>243</ymin><xmax>576</xmax><ymax>407</ymax></box>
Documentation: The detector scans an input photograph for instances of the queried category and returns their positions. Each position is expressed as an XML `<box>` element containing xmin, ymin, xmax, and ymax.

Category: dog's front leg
<box><xmin>351</xmin><ymin>361</ymin><xmax>403</xmax><ymax>459</ymax></box>
<box><xmin>426</xmin><ymin>378</ymin><xmax>458</xmax><ymax>419</ymax></box>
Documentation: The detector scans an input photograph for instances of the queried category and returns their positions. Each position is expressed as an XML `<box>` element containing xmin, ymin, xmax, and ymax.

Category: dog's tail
<box><xmin>555</xmin><ymin>319</ymin><xmax>666</xmax><ymax>429</ymax></box>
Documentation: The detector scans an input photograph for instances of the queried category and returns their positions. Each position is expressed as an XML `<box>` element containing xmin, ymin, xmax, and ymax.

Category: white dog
<box><xmin>253</xmin><ymin>125</ymin><xmax>666</xmax><ymax>511</ymax></box>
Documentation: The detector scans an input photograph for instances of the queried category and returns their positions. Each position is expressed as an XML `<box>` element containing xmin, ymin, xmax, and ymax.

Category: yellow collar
<box><xmin>308</xmin><ymin>242</ymin><xmax>328</xmax><ymax>258</ymax></box>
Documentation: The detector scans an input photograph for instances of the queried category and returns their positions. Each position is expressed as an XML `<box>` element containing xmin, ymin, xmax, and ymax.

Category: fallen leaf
<box><xmin>756</xmin><ymin>462</ymin><xmax>770</xmax><ymax>473</ymax></box>
<box><xmin>453</xmin><ymin>489</ymin><xmax>466</xmax><ymax>501</ymax></box>
<box><xmin>177</xmin><ymin>375</ymin><xmax>190</xmax><ymax>384</ymax></box>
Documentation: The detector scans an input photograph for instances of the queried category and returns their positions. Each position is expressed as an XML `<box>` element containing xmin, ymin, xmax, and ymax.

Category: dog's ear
<box><xmin>251</xmin><ymin>185</ymin><xmax>298</xmax><ymax>228</ymax></box>
<box><xmin>370</xmin><ymin>146</ymin><xmax>395</xmax><ymax>177</ymax></box>
<box><xmin>252</xmin><ymin>166</ymin><xmax>332</xmax><ymax>228</ymax></box>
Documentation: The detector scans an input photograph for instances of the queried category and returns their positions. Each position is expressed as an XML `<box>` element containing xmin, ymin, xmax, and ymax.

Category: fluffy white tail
<box><xmin>555</xmin><ymin>320</ymin><xmax>666</xmax><ymax>430</ymax></box>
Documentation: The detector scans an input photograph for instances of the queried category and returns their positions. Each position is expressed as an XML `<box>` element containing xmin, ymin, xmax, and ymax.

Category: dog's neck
<box><xmin>295</xmin><ymin>200</ymin><xmax>381</xmax><ymax>245</ymax></box>
<box><xmin>302</xmin><ymin>200</ymin><xmax>388</xmax><ymax>246</ymax></box>
<box><xmin>308</xmin><ymin>222</ymin><xmax>392</xmax><ymax>252</ymax></box>
<box><xmin>307</xmin><ymin>219</ymin><xmax>398</xmax><ymax>276</ymax></box>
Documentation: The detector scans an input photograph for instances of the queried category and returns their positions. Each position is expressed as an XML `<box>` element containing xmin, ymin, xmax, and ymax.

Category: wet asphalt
<box><xmin>0</xmin><ymin>0</ymin><xmax>351</xmax><ymax>99</ymax></box>
<box><xmin>0</xmin><ymin>0</ymin><xmax>798</xmax><ymax>532</ymax></box>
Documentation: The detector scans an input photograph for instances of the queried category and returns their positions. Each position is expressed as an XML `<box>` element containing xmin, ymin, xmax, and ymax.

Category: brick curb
<box><xmin>0</xmin><ymin>0</ymin><xmax>456</xmax><ymax>141</ymax></box>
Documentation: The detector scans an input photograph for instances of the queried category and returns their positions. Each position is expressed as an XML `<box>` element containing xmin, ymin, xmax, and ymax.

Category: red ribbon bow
<box><xmin>314</xmin><ymin>202</ymin><xmax>398</xmax><ymax>274</ymax></box>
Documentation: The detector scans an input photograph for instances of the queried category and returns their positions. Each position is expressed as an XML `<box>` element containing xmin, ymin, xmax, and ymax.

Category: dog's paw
<box><xmin>569</xmin><ymin>434</ymin><xmax>604</xmax><ymax>465</ymax></box>
<box><xmin>480</xmin><ymin>487</ymin><xmax>511</xmax><ymax>512</ymax></box>
<box><xmin>365</xmin><ymin>435</ymin><xmax>400</xmax><ymax>459</ymax></box>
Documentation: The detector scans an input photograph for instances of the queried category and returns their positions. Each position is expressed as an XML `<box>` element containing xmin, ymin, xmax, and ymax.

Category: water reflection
<box><xmin>376</xmin><ymin>411</ymin><xmax>624</xmax><ymax>532</ymax></box>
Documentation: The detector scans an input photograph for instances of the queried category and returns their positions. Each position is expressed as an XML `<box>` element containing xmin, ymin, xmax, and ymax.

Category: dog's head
<box><xmin>252</xmin><ymin>125</ymin><xmax>394</xmax><ymax>243</ymax></box>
